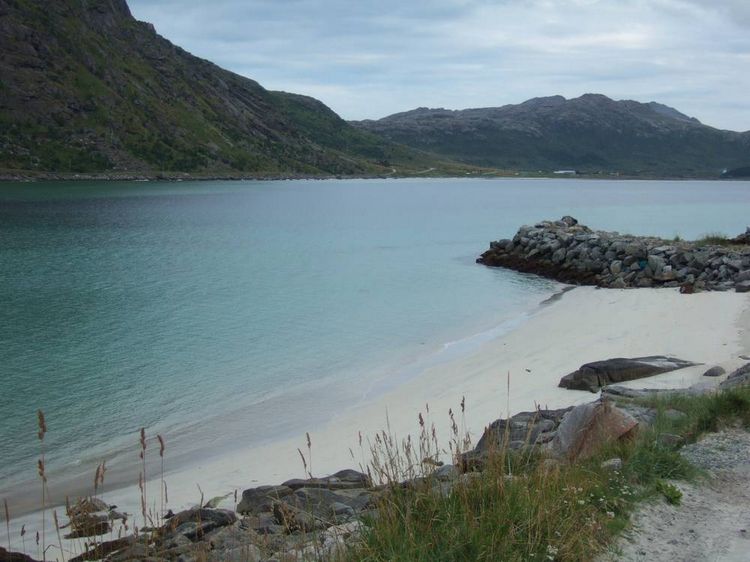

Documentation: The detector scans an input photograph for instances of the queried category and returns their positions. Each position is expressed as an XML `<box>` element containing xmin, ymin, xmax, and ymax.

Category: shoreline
<box><xmin>153</xmin><ymin>286</ymin><xmax>748</xmax><ymax>493</ymax></box>
<box><xmin>1</xmin><ymin>283</ymin><xmax>564</xmax><ymax>520</ymax></box>
<box><xmin>1</xmin><ymin>173</ymin><xmax>742</xmax><ymax>184</ymax></box>
<box><xmin>4</xmin><ymin>285</ymin><xmax>749</xmax><ymax>554</ymax></box>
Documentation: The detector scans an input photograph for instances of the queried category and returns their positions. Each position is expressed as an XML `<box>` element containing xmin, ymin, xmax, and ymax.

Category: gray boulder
<box><xmin>236</xmin><ymin>485</ymin><xmax>293</xmax><ymax>515</ymax></box>
<box><xmin>164</xmin><ymin>508</ymin><xmax>237</xmax><ymax>541</ymax></box>
<box><xmin>284</xmin><ymin>486</ymin><xmax>373</xmax><ymax>518</ymax></box>
<box><xmin>281</xmin><ymin>469</ymin><xmax>370</xmax><ymax>491</ymax></box>
<box><xmin>719</xmin><ymin>363</ymin><xmax>750</xmax><ymax>389</ymax></box>
<box><xmin>702</xmin><ymin>366</ymin><xmax>726</xmax><ymax>377</ymax></box>
<box><xmin>458</xmin><ymin>407</ymin><xmax>571</xmax><ymax>471</ymax></box>
<box><xmin>559</xmin><ymin>356</ymin><xmax>699</xmax><ymax>392</ymax></box>
<box><xmin>240</xmin><ymin>512</ymin><xmax>285</xmax><ymax>535</ymax></box>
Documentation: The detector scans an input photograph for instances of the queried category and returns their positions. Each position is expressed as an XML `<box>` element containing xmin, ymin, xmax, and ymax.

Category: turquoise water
<box><xmin>2</xmin><ymin>178</ymin><xmax>749</xmax><ymax>495</ymax></box>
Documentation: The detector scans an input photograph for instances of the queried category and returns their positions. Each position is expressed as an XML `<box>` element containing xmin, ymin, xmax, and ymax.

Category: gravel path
<box><xmin>600</xmin><ymin>429</ymin><xmax>750</xmax><ymax>562</ymax></box>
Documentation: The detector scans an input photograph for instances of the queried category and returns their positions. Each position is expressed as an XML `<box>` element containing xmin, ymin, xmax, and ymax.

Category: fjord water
<box><xmin>2</xmin><ymin>178</ymin><xmax>750</xmax><ymax>498</ymax></box>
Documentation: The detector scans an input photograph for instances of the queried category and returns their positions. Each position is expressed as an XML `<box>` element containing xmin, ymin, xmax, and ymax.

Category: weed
<box><xmin>694</xmin><ymin>232</ymin><xmax>733</xmax><ymax>246</ymax></box>
<box><xmin>655</xmin><ymin>481</ymin><xmax>682</xmax><ymax>505</ymax></box>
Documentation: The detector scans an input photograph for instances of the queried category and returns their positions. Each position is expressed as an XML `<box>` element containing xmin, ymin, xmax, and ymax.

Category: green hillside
<box><xmin>0</xmin><ymin>0</ymin><xmax>447</xmax><ymax>176</ymax></box>
<box><xmin>353</xmin><ymin>95</ymin><xmax>750</xmax><ymax>177</ymax></box>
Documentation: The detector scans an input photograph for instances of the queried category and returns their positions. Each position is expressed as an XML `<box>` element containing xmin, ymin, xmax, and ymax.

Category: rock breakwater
<box><xmin>477</xmin><ymin>216</ymin><xmax>750</xmax><ymax>292</ymax></box>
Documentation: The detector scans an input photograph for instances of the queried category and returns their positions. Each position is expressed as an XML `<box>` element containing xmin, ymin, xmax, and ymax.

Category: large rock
<box><xmin>280</xmin><ymin>487</ymin><xmax>374</xmax><ymax>520</ymax></box>
<box><xmin>458</xmin><ymin>407</ymin><xmax>571</xmax><ymax>470</ymax></box>
<box><xmin>559</xmin><ymin>356</ymin><xmax>699</xmax><ymax>392</ymax></box>
<box><xmin>163</xmin><ymin>508</ymin><xmax>237</xmax><ymax>541</ymax></box>
<box><xmin>719</xmin><ymin>363</ymin><xmax>750</xmax><ymax>390</ymax></box>
<box><xmin>474</xmin><ymin>407</ymin><xmax>571</xmax><ymax>452</ymax></box>
<box><xmin>601</xmin><ymin>385</ymin><xmax>682</xmax><ymax>400</ymax></box>
<box><xmin>548</xmin><ymin>401</ymin><xmax>639</xmax><ymax>460</ymax></box>
<box><xmin>236</xmin><ymin>485</ymin><xmax>293</xmax><ymax>515</ymax></box>
<box><xmin>702</xmin><ymin>366</ymin><xmax>726</xmax><ymax>377</ymax></box>
<box><xmin>281</xmin><ymin>469</ymin><xmax>371</xmax><ymax>491</ymax></box>
<box><xmin>0</xmin><ymin>548</ymin><xmax>42</xmax><ymax>562</ymax></box>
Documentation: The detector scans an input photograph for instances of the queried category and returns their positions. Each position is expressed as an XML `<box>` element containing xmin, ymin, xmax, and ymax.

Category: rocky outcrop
<box><xmin>459</xmin><ymin>400</ymin><xmax>639</xmax><ymax>468</ymax></box>
<box><xmin>719</xmin><ymin>363</ymin><xmax>750</xmax><ymax>390</ymax></box>
<box><xmin>478</xmin><ymin>217</ymin><xmax>750</xmax><ymax>292</ymax></box>
<box><xmin>559</xmin><ymin>356</ymin><xmax>699</xmax><ymax>392</ymax></box>
<box><xmin>71</xmin><ymin>481</ymin><xmax>374</xmax><ymax>562</ymax></box>
<box><xmin>459</xmin><ymin>407</ymin><xmax>572</xmax><ymax>470</ymax></box>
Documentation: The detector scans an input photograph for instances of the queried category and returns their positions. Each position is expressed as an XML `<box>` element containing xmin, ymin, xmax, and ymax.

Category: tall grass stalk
<box><xmin>350</xmin><ymin>386</ymin><xmax>750</xmax><ymax>562</ymax></box>
<box><xmin>52</xmin><ymin>510</ymin><xmax>64</xmax><ymax>562</ymax></box>
<box><xmin>138</xmin><ymin>428</ymin><xmax>148</xmax><ymax>528</ymax></box>
<box><xmin>37</xmin><ymin>410</ymin><xmax>47</xmax><ymax>562</ymax></box>
<box><xmin>3</xmin><ymin>498</ymin><xmax>10</xmax><ymax>551</ymax></box>
<box><xmin>157</xmin><ymin>434</ymin><xmax>165</xmax><ymax>522</ymax></box>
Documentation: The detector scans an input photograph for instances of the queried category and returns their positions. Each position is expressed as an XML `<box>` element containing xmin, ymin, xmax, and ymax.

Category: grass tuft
<box><xmin>694</xmin><ymin>232</ymin><xmax>733</xmax><ymax>246</ymax></box>
<box><xmin>654</xmin><ymin>480</ymin><xmax>682</xmax><ymax>506</ymax></box>
<box><xmin>347</xmin><ymin>386</ymin><xmax>750</xmax><ymax>562</ymax></box>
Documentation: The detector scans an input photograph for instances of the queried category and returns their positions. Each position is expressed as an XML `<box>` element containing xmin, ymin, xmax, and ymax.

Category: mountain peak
<box><xmin>353</xmin><ymin>94</ymin><xmax>749</xmax><ymax>175</ymax></box>
<box><xmin>645</xmin><ymin>102</ymin><xmax>700</xmax><ymax>124</ymax></box>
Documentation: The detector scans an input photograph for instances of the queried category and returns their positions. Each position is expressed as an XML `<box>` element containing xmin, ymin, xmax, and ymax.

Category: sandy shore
<box><xmin>111</xmin><ymin>286</ymin><xmax>750</xmax><ymax>509</ymax></box>
<box><xmin>6</xmin><ymin>286</ymin><xmax>750</xmax><ymax>551</ymax></box>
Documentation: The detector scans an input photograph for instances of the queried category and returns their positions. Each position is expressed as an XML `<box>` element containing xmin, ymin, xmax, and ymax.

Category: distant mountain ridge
<box><xmin>0</xmin><ymin>0</ymin><xmax>438</xmax><ymax>175</ymax></box>
<box><xmin>2</xmin><ymin>1</ymin><xmax>747</xmax><ymax>177</ymax></box>
<box><xmin>353</xmin><ymin>94</ymin><xmax>750</xmax><ymax>176</ymax></box>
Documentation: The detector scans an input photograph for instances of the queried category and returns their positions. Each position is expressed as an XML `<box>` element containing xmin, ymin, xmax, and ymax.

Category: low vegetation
<box><xmin>694</xmin><ymin>232</ymin><xmax>733</xmax><ymax>247</ymax></box>
<box><xmin>3</xmin><ymin>387</ymin><xmax>750</xmax><ymax>561</ymax></box>
<box><xmin>346</xmin><ymin>386</ymin><xmax>750</xmax><ymax>562</ymax></box>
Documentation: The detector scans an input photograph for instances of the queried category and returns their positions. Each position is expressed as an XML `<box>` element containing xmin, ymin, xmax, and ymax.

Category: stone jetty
<box><xmin>477</xmin><ymin>216</ymin><xmax>750</xmax><ymax>292</ymax></box>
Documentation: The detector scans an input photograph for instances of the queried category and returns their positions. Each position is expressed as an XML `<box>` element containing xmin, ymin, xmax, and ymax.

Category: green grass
<box><xmin>694</xmin><ymin>232</ymin><xmax>734</xmax><ymax>247</ymax></box>
<box><xmin>639</xmin><ymin>387</ymin><xmax>750</xmax><ymax>438</ymax></box>
<box><xmin>347</xmin><ymin>386</ymin><xmax>750</xmax><ymax>562</ymax></box>
<box><xmin>655</xmin><ymin>480</ymin><xmax>682</xmax><ymax>505</ymax></box>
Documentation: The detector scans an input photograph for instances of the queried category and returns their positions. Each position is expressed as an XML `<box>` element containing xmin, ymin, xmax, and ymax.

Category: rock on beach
<box><xmin>558</xmin><ymin>356</ymin><xmax>699</xmax><ymax>392</ymax></box>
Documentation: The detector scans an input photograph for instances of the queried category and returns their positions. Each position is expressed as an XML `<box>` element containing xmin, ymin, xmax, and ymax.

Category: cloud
<box><xmin>127</xmin><ymin>0</ymin><xmax>750</xmax><ymax>130</ymax></box>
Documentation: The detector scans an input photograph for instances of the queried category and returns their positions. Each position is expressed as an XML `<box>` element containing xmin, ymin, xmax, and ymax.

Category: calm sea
<box><xmin>2</xmin><ymin>178</ymin><xmax>749</xmax><ymax>496</ymax></box>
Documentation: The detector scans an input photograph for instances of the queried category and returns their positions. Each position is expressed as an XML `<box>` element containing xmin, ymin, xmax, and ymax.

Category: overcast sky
<box><xmin>128</xmin><ymin>0</ymin><xmax>750</xmax><ymax>131</ymax></box>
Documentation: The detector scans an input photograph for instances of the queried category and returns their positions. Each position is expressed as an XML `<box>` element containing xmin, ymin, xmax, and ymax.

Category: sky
<box><xmin>128</xmin><ymin>0</ymin><xmax>750</xmax><ymax>131</ymax></box>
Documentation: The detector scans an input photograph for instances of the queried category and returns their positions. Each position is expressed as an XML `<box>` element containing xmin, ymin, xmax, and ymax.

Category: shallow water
<box><xmin>1</xmin><ymin>177</ymin><xmax>749</xmax><ymax>496</ymax></box>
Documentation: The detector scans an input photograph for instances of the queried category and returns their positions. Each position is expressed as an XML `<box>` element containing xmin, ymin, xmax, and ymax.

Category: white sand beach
<box><xmin>8</xmin><ymin>286</ymin><xmax>750</xmax><ymax>550</ymax></box>
<box><xmin>133</xmin><ymin>286</ymin><xmax>750</xmax><ymax>510</ymax></box>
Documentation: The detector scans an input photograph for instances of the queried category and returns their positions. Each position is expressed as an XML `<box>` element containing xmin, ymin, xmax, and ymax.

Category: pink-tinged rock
<box><xmin>548</xmin><ymin>400</ymin><xmax>638</xmax><ymax>460</ymax></box>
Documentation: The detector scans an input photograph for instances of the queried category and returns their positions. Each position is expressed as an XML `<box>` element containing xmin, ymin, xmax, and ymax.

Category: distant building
<box><xmin>553</xmin><ymin>170</ymin><xmax>578</xmax><ymax>175</ymax></box>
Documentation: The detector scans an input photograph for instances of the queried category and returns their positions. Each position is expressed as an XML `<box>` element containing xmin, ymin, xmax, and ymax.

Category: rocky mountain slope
<box><xmin>0</xmin><ymin>0</ymin><xmax>438</xmax><ymax>176</ymax></box>
<box><xmin>353</xmin><ymin>95</ymin><xmax>750</xmax><ymax>176</ymax></box>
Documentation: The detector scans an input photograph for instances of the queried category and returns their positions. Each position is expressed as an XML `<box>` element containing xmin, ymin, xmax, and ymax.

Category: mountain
<box><xmin>0</xmin><ymin>0</ymin><xmax>444</xmax><ymax>176</ymax></box>
<box><xmin>352</xmin><ymin>94</ymin><xmax>750</xmax><ymax>176</ymax></box>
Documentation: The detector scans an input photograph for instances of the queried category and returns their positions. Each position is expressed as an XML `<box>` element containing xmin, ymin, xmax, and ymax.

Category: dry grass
<box><xmin>5</xmin><ymin>386</ymin><xmax>750</xmax><ymax>562</ymax></box>
<box><xmin>345</xmin><ymin>388</ymin><xmax>750</xmax><ymax>562</ymax></box>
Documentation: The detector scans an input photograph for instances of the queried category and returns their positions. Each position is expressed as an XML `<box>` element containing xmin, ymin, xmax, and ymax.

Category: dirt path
<box><xmin>600</xmin><ymin>429</ymin><xmax>750</xmax><ymax>561</ymax></box>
